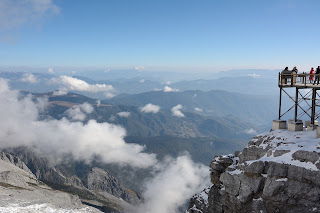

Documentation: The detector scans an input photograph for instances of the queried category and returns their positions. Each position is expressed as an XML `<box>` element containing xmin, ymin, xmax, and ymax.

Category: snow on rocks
<box><xmin>186</xmin><ymin>129</ymin><xmax>320</xmax><ymax>213</ymax></box>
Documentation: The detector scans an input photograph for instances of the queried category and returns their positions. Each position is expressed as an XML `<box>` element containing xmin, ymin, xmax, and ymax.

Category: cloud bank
<box><xmin>140</xmin><ymin>103</ymin><xmax>160</xmax><ymax>114</ymax></box>
<box><xmin>135</xmin><ymin>155</ymin><xmax>209</xmax><ymax>213</ymax></box>
<box><xmin>50</xmin><ymin>76</ymin><xmax>115</xmax><ymax>96</ymax></box>
<box><xmin>163</xmin><ymin>86</ymin><xmax>179</xmax><ymax>92</ymax></box>
<box><xmin>171</xmin><ymin>104</ymin><xmax>185</xmax><ymax>117</ymax></box>
<box><xmin>0</xmin><ymin>79</ymin><xmax>210</xmax><ymax>212</ymax></box>
<box><xmin>117</xmin><ymin>111</ymin><xmax>131</xmax><ymax>118</ymax></box>
<box><xmin>244</xmin><ymin>128</ymin><xmax>257</xmax><ymax>135</ymax></box>
<box><xmin>65</xmin><ymin>102</ymin><xmax>94</xmax><ymax>121</ymax></box>
<box><xmin>0</xmin><ymin>78</ymin><xmax>156</xmax><ymax>168</ymax></box>
<box><xmin>52</xmin><ymin>89</ymin><xmax>68</xmax><ymax>96</ymax></box>
<box><xmin>59</xmin><ymin>76</ymin><xmax>114</xmax><ymax>92</ymax></box>
<box><xmin>195</xmin><ymin>107</ymin><xmax>203</xmax><ymax>112</ymax></box>
<box><xmin>19</xmin><ymin>73</ymin><xmax>38</xmax><ymax>84</ymax></box>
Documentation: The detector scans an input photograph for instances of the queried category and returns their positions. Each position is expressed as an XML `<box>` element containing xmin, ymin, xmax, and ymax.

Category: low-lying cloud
<box><xmin>51</xmin><ymin>76</ymin><xmax>114</xmax><ymax>94</ymax></box>
<box><xmin>0</xmin><ymin>78</ymin><xmax>156</xmax><ymax>168</ymax></box>
<box><xmin>195</xmin><ymin>107</ymin><xmax>203</xmax><ymax>112</ymax></box>
<box><xmin>244</xmin><ymin>128</ymin><xmax>257</xmax><ymax>135</ymax></box>
<box><xmin>96</xmin><ymin>100</ymin><xmax>101</xmax><ymax>107</ymax></box>
<box><xmin>135</xmin><ymin>154</ymin><xmax>209</xmax><ymax>213</ymax></box>
<box><xmin>65</xmin><ymin>102</ymin><xmax>94</xmax><ymax>121</ymax></box>
<box><xmin>140</xmin><ymin>103</ymin><xmax>160</xmax><ymax>114</ymax></box>
<box><xmin>52</xmin><ymin>89</ymin><xmax>68</xmax><ymax>96</ymax></box>
<box><xmin>19</xmin><ymin>73</ymin><xmax>38</xmax><ymax>84</ymax></box>
<box><xmin>171</xmin><ymin>104</ymin><xmax>185</xmax><ymax>117</ymax></box>
<box><xmin>0</xmin><ymin>78</ymin><xmax>210</xmax><ymax>212</ymax></box>
<box><xmin>163</xmin><ymin>86</ymin><xmax>179</xmax><ymax>92</ymax></box>
<box><xmin>117</xmin><ymin>111</ymin><xmax>131</xmax><ymax>118</ymax></box>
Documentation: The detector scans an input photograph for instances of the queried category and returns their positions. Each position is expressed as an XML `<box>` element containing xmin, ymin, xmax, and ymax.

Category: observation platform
<box><xmin>276</xmin><ymin>72</ymin><xmax>320</xmax><ymax>135</ymax></box>
<box><xmin>278</xmin><ymin>72</ymin><xmax>320</xmax><ymax>88</ymax></box>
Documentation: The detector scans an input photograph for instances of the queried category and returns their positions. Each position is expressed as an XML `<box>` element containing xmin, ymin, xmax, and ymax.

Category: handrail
<box><xmin>279</xmin><ymin>72</ymin><xmax>320</xmax><ymax>86</ymax></box>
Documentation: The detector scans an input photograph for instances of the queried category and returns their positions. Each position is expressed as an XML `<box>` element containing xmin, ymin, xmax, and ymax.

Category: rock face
<box><xmin>87</xmin><ymin>167</ymin><xmax>142</xmax><ymax>205</ymax></box>
<box><xmin>0</xmin><ymin>152</ymin><xmax>100</xmax><ymax>212</ymax></box>
<box><xmin>187</xmin><ymin>130</ymin><xmax>320</xmax><ymax>213</ymax></box>
<box><xmin>3</xmin><ymin>147</ymin><xmax>139</xmax><ymax>212</ymax></box>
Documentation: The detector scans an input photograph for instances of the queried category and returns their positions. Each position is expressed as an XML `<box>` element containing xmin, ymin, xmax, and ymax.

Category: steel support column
<box><xmin>278</xmin><ymin>87</ymin><xmax>282</xmax><ymax>120</ymax></box>
<box><xmin>295</xmin><ymin>87</ymin><xmax>298</xmax><ymax>122</ymax></box>
<box><xmin>312</xmin><ymin>88</ymin><xmax>316</xmax><ymax>125</ymax></box>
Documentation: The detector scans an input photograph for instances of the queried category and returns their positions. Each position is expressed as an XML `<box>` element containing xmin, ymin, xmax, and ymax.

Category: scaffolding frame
<box><xmin>278</xmin><ymin>72</ymin><xmax>320</xmax><ymax>125</ymax></box>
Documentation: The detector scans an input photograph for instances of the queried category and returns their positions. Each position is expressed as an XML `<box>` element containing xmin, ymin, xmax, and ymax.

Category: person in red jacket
<box><xmin>310</xmin><ymin>67</ymin><xmax>315</xmax><ymax>83</ymax></box>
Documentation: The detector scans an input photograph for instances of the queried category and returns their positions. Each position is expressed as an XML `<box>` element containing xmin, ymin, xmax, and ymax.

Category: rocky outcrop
<box><xmin>187</xmin><ymin>130</ymin><xmax>320</xmax><ymax>213</ymax></box>
<box><xmin>3</xmin><ymin>147</ymin><xmax>140</xmax><ymax>212</ymax></box>
<box><xmin>0</xmin><ymin>152</ymin><xmax>100</xmax><ymax>212</ymax></box>
<box><xmin>87</xmin><ymin>167</ymin><xmax>142</xmax><ymax>205</ymax></box>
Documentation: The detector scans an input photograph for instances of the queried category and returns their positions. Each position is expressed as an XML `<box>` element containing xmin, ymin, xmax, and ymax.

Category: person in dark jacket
<box><xmin>292</xmin><ymin>66</ymin><xmax>298</xmax><ymax>73</ymax></box>
<box><xmin>281</xmin><ymin>67</ymin><xmax>291</xmax><ymax>84</ymax></box>
<box><xmin>314</xmin><ymin>66</ymin><xmax>320</xmax><ymax>85</ymax></box>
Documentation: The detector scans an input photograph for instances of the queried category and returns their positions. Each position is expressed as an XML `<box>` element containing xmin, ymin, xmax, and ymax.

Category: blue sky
<box><xmin>1</xmin><ymin>0</ymin><xmax>320</xmax><ymax>72</ymax></box>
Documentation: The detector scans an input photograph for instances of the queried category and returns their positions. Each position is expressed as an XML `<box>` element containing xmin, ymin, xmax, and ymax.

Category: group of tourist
<box><xmin>282</xmin><ymin>66</ymin><xmax>320</xmax><ymax>85</ymax></box>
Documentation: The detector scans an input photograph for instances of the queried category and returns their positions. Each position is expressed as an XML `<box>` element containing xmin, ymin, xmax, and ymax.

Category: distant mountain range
<box><xmin>107</xmin><ymin>90</ymin><xmax>278</xmax><ymax>125</ymax></box>
<box><xmin>0</xmin><ymin>70</ymin><xmax>280</xmax><ymax>97</ymax></box>
<box><xmin>42</xmin><ymin>92</ymin><xmax>261</xmax><ymax>140</ymax></box>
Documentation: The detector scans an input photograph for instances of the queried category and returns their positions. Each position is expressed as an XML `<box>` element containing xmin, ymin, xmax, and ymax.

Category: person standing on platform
<box><xmin>291</xmin><ymin>66</ymin><xmax>298</xmax><ymax>85</ymax></box>
<box><xmin>310</xmin><ymin>67</ymin><xmax>315</xmax><ymax>83</ymax></box>
<box><xmin>314</xmin><ymin>66</ymin><xmax>320</xmax><ymax>85</ymax></box>
<box><xmin>281</xmin><ymin>67</ymin><xmax>290</xmax><ymax>84</ymax></box>
<box><xmin>292</xmin><ymin>66</ymin><xmax>298</xmax><ymax>73</ymax></box>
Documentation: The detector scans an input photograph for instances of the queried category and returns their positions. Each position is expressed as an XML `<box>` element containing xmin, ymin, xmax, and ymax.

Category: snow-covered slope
<box><xmin>187</xmin><ymin>130</ymin><xmax>320</xmax><ymax>213</ymax></box>
<box><xmin>0</xmin><ymin>152</ymin><xmax>101</xmax><ymax>213</ymax></box>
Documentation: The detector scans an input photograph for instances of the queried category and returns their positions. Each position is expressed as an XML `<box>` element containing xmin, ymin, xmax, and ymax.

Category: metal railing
<box><xmin>278</xmin><ymin>72</ymin><xmax>320</xmax><ymax>86</ymax></box>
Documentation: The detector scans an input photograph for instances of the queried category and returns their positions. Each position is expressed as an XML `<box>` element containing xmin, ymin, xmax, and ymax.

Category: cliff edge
<box><xmin>187</xmin><ymin>130</ymin><xmax>320</xmax><ymax>213</ymax></box>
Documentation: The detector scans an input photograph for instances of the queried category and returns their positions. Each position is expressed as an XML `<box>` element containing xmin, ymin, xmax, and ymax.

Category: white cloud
<box><xmin>117</xmin><ymin>111</ymin><xmax>130</xmax><ymax>118</ymax></box>
<box><xmin>140</xmin><ymin>103</ymin><xmax>160</xmax><ymax>114</ymax></box>
<box><xmin>48</xmin><ymin>67</ymin><xmax>54</xmax><ymax>74</ymax></box>
<box><xmin>19</xmin><ymin>73</ymin><xmax>38</xmax><ymax>84</ymax></box>
<box><xmin>139</xmin><ymin>79</ymin><xmax>145</xmax><ymax>83</ymax></box>
<box><xmin>134</xmin><ymin>66</ymin><xmax>144</xmax><ymax>71</ymax></box>
<box><xmin>195</xmin><ymin>107</ymin><xmax>203</xmax><ymax>112</ymax></box>
<box><xmin>53</xmin><ymin>76</ymin><xmax>114</xmax><ymax>93</ymax></box>
<box><xmin>244</xmin><ymin>128</ymin><xmax>257</xmax><ymax>135</ymax></box>
<box><xmin>0</xmin><ymin>78</ymin><xmax>156</xmax><ymax>168</ymax></box>
<box><xmin>52</xmin><ymin>89</ymin><xmax>68</xmax><ymax>96</ymax></box>
<box><xmin>163</xmin><ymin>86</ymin><xmax>179</xmax><ymax>92</ymax></box>
<box><xmin>109</xmin><ymin>115</ymin><xmax>116</xmax><ymax>122</ymax></box>
<box><xmin>66</xmin><ymin>102</ymin><xmax>94</xmax><ymax>121</ymax></box>
<box><xmin>105</xmin><ymin>92</ymin><xmax>115</xmax><ymax>99</ymax></box>
<box><xmin>135</xmin><ymin>154</ymin><xmax>209</xmax><ymax>213</ymax></box>
<box><xmin>165</xmin><ymin>81</ymin><xmax>171</xmax><ymax>85</ymax></box>
<box><xmin>0</xmin><ymin>79</ymin><xmax>210</xmax><ymax>211</ymax></box>
<box><xmin>248</xmin><ymin>73</ymin><xmax>260</xmax><ymax>78</ymax></box>
<box><xmin>171</xmin><ymin>104</ymin><xmax>185</xmax><ymax>117</ymax></box>
<box><xmin>71</xmin><ymin>71</ymin><xmax>76</xmax><ymax>75</ymax></box>
<box><xmin>96</xmin><ymin>100</ymin><xmax>101</xmax><ymax>107</ymax></box>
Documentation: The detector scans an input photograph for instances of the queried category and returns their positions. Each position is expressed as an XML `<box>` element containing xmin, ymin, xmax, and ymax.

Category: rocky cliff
<box><xmin>187</xmin><ymin>130</ymin><xmax>320</xmax><ymax>213</ymax></box>
<box><xmin>0</xmin><ymin>151</ymin><xmax>100</xmax><ymax>212</ymax></box>
<box><xmin>3</xmin><ymin>147</ymin><xmax>139</xmax><ymax>212</ymax></box>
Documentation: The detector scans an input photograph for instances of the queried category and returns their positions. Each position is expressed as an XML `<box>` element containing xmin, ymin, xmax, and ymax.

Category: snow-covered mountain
<box><xmin>187</xmin><ymin>130</ymin><xmax>320</xmax><ymax>213</ymax></box>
